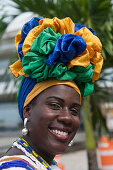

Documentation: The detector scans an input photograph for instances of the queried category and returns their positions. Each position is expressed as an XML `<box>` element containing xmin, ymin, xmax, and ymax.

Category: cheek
<box><xmin>28</xmin><ymin>108</ymin><xmax>42</xmax><ymax>131</ymax></box>
<box><xmin>29</xmin><ymin>107</ymin><xmax>57</xmax><ymax>129</ymax></box>
<box><xmin>73</xmin><ymin>116</ymin><xmax>80</xmax><ymax>129</ymax></box>
<box><xmin>40</xmin><ymin>106</ymin><xmax>58</xmax><ymax>121</ymax></box>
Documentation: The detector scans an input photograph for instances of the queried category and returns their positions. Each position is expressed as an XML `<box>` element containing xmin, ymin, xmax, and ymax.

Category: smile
<box><xmin>48</xmin><ymin>127</ymin><xmax>71</xmax><ymax>141</ymax></box>
<box><xmin>50</xmin><ymin>129</ymin><xmax>68</xmax><ymax>136</ymax></box>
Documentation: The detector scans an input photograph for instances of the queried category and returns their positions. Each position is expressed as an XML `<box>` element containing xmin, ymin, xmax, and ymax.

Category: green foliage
<box><xmin>90</xmin><ymin>67</ymin><xmax>113</xmax><ymax>137</ymax></box>
<box><xmin>90</xmin><ymin>87</ymin><xmax>109</xmax><ymax>137</ymax></box>
<box><xmin>82</xmin><ymin>96</ymin><xmax>96</xmax><ymax>149</ymax></box>
<box><xmin>1</xmin><ymin>0</ymin><xmax>112</xmax><ymax>62</ymax></box>
<box><xmin>0</xmin><ymin>17</ymin><xmax>8</xmax><ymax>38</ymax></box>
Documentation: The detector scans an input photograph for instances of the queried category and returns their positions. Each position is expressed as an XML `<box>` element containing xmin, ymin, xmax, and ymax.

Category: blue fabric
<box><xmin>17</xmin><ymin>77</ymin><xmax>37</xmax><ymax>120</ymax></box>
<box><xmin>46</xmin><ymin>34</ymin><xmax>87</xmax><ymax>65</ymax></box>
<box><xmin>18</xmin><ymin>17</ymin><xmax>42</xmax><ymax>61</ymax></box>
<box><xmin>0</xmin><ymin>160</ymin><xmax>35</xmax><ymax>170</ymax></box>
<box><xmin>74</xmin><ymin>23</ymin><xmax>96</xmax><ymax>36</ymax></box>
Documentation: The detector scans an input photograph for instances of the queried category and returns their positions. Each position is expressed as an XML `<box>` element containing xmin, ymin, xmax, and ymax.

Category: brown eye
<box><xmin>48</xmin><ymin>103</ymin><xmax>61</xmax><ymax>110</ymax></box>
<box><xmin>70</xmin><ymin>108</ymin><xmax>79</xmax><ymax>116</ymax></box>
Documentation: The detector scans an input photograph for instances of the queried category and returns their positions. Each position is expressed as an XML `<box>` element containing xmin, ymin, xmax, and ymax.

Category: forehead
<box><xmin>36</xmin><ymin>85</ymin><xmax>80</xmax><ymax>104</ymax></box>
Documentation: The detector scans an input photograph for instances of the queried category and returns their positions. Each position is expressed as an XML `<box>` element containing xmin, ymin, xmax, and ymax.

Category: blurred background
<box><xmin>0</xmin><ymin>0</ymin><xmax>113</xmax><ymax>170</ymax></box>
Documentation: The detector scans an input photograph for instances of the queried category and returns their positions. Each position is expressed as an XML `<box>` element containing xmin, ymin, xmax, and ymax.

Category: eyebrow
<box><xmin>71</xmin><ymin>103</ymin><xmax>81</xmax><ymax>107</ymax></box>
<box><xmin>46</xmin><ymin>96</ymin><xmax>81</xmax><ymax>106</ymax></box>
<box><xmin>47</xmin><ymin>96</ymin><xmax>64</xmax><ymax>103</ymax></box>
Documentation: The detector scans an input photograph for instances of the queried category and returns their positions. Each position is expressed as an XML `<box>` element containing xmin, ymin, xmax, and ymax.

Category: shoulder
<box><xmin>0</xmin><ymin>155</ymin><xmax>39</xmax><ymax>170</ymax></box>
<box><xmin>4</xmin><ymin>146</ymin><xmax>25</xmax><ymax>156</ymax></box>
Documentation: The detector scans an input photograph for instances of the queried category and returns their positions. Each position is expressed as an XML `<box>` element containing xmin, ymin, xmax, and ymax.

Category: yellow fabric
<box><xmin>68</xmin><ymin>49</ymin><xmax>90</xmax><ymax>69</ymax></box>
<box><xmin>91</xmin><ymin>52</ymin><xmax>103</xmax><ymax>81</ymax></box>
<box><xmin>9</xmin><ymin>58</ymin><xmax>28</xmax><ymax>78</ymax></box>
<box><xmin>9</xmin><ymin>29</ymin><xmax>25</xmax><ymax>77</ymax></box>
<box><xmin>22</xmin><ymin>17</ymin><xmax>75</xmax><ymax>56</ymax></box>
<box><xmin>24</xmin><ymin>79</ymin><xmax>81</xmax><ymax>107</ymax></box>
<box><xmin>15</xmin><ymin>30</ymin><xmax>21</xmax><ymax>53</ymax></box>
<box><xmin>68</xmin><ymin>27</ymin><xmax>103</xmax><ymax>82</ymax></box>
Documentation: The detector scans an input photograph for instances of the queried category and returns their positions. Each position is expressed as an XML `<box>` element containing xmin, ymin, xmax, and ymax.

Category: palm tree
<box><xmin>0</xmin><ymin>17</ymin><xmax>7</xmax><ymax>38</ymax></box>
<box><xmin>0</xmin><ymin>0</ymin><xmax>113</xmax><ymax>169</ymax></box>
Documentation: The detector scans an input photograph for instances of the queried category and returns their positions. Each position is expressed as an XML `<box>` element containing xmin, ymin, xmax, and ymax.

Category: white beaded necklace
<box><xmin>13</xmin><ymin>141</ymin><xmax>48</xmax><ymax>170</ymax></box>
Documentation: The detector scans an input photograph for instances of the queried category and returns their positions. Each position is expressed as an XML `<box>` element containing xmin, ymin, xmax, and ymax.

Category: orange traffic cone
<box><xmin>97</xmin><ymin>136</ymin><xmax>113</xmax><ymax>170</ymax></box>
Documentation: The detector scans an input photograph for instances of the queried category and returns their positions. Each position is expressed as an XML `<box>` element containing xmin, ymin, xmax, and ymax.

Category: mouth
<box><xmin>48</xmin><ymin>127</ymin><xmax>72</xmax><ymax>141</ymax></box>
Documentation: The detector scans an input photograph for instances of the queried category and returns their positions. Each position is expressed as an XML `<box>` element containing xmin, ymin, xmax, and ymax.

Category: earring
<box><xmin>68</xmin><ymin>140</ymin><xmax>74</xmax><ymax>147</ymax></box>
<box><xmin>22</xmin><ymin>118</ymin><xmax>28</xmax><ymax>135</ymax></box>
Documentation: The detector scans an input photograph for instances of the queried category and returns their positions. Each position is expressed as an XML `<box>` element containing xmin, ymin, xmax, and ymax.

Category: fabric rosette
<box><xmin>10</xmin><ymin>17</ymin><xmax>103</xmax><ymax>97</ymax></box>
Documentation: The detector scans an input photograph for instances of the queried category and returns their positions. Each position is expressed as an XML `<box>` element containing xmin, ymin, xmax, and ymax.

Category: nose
<box><xmin>57</xmin><ymin>107</ymin><xmax>72</xmax><ymax>125</ymax></box>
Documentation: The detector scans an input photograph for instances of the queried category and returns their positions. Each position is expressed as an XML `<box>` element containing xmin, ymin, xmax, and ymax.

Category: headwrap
<box><xmin>9</xmin><ymin>17</ymin><xmax>103</xmax><ymax>120</ymax></box>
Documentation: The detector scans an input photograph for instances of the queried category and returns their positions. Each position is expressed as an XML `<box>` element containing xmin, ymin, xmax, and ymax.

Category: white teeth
<box><xmin>51</xmin><ymin>129</ymin><xmax>68</xmax><ymax>136</ymax></box>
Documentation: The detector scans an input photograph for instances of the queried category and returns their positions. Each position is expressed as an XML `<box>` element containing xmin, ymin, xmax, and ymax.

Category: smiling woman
<box><xmin>22</xmin><ymin>85</ymin><xmax>80</xmax><ymax>165</ymax></box>
<box><xmin>0</xmin><ymin>16</ymin><xmax>103</xmax><ymax>170</ymax></box>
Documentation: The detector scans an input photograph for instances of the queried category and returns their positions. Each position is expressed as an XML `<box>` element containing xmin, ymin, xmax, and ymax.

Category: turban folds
<box><xmin>9</xmin><ymin>17</ymin><xmax>103</xmax><ymax>119</ymax></box>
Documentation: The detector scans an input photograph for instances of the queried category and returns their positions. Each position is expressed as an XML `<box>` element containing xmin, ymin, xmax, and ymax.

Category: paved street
<box><xmin>61</xmin><ymin>150</ymin><xmax>88</xmax><ymax>170</ymax></box>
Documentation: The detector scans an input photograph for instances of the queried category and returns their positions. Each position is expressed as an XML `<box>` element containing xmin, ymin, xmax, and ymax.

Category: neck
<box><xmin>22</xmin><ymin>135</ymin><xmax>55</xmax><ymax>165</ymax></box>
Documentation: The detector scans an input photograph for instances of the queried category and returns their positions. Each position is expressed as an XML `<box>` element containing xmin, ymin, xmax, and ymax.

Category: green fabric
<box><xmin>57</xmin><ymin>64</ymin><xmax>94</xmax><ymax>97</ymax></box>
<box><xmin>22</xmin><ymin>51</ymin><xmax>68</xmax><ymax>81</ymax></box>
<box><xmin>57</xmin><ymin>64</ymin><xmax>94</xmax><ymax>81</ymax></box>
<box><xmin>31</xmin><ymin>27</ymin><xmax>61</xmax><ymax>55</ymax></box>
<box><xmin>22</xmin><ymin>27</ymin><xmax>95</xmax><ymax>97</ymax></box>
<box><xmin>76</xmin><ymin>81</ymin><xmax>94</xmax><ymax>97</ymax></box>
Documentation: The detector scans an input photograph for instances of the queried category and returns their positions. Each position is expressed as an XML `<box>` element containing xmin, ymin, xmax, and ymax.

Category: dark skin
<box><xmin>5</xmin><ymin>85</ymin><xmax>81</xmax><ymax>165</ymax></box>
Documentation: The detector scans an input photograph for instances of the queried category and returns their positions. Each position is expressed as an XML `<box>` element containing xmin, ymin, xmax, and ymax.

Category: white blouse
<box><xmin>0</xmin><ymin>155</ymin><xmax>60</xmax><ymax>170</ymax></box>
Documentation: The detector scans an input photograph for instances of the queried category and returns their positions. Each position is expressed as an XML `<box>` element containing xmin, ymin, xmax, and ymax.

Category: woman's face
<box><xmin>27</xmin><ymin>85</ymin><xmax>81</xmax><ymax>155</ymax></box>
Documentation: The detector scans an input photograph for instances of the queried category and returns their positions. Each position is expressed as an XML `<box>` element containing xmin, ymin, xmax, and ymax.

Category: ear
<box><xmin>23</xmin><ymin>104</ymin><xmax>31</xmax><ymax>121</ymax></box>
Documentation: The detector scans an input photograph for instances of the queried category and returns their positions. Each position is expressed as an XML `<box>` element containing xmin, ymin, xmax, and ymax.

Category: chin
<box><xmin>47</xmin><ymin>128</ymin><xmax>74</xmax><ymax>154</ymax></box>
<box><xmin>47</xmin><ymin>142</ymin><xmax>69</xmax><ymax>155</ymax></box>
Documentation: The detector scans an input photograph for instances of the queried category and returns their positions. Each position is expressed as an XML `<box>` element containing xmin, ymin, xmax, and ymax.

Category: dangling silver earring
<box><xmin>22</xmin><ymin>118</ymin><xmax>28</xmax><ymax>135</ymax></box>
<box><xmin>68</xmin><ymin>140</ymin><xmax>74</xmax><ymax>147</ymax></box>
